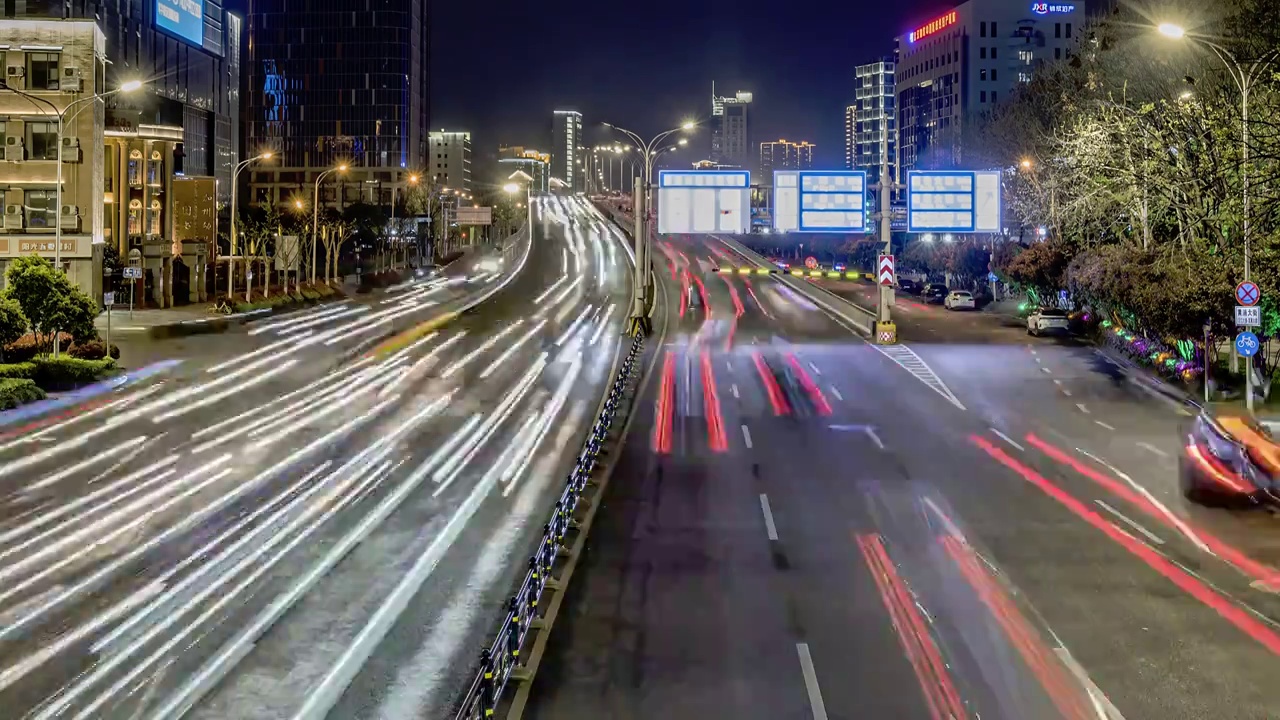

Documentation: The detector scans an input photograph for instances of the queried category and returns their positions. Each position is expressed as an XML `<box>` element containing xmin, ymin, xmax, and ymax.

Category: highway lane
<box><xmin>524</xmin><ymin>231</ymin><xmax>1280</xmax><ymax>719</ymax></box>
<box><xmin>0</xmin><ymin>195</ymin><xmax>633</xmax><ymax>719</ymax></box>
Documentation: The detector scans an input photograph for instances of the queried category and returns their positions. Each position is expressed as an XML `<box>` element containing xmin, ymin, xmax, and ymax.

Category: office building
<box><xmin>246</xmin><ymin>0</ymin><xmax>429</xmax><ymax>209</ymax></box>
<box><xmin>498</xmin><ymin>146</ymin><xmax>550</xmax><ymax>193</ymax></box>
<box><xmin>0</xmin><ymin>5</ymin><xmax>242</xmax><ymax>306</ymax></box>
<box><xmin>551</xmin><ymin>110</ymin><xmax>584</xmax><ymax>193</ymax></box>
<box><xmin>429</xmin><ymin>131</ymin><xmax>472</xmax><ymax>192</ymax></box>
<box><xmin>759</xmin><ymin>139</ymin><xmax>815</xmax><ymax>177</ymax></box>
<box><xmin>895</xmin><ymin>0</ymin><xmax>1085</xmax><ymax>171</ymax></box>
<box><xmin>852</xmin><ymin>59</ymin><xmax>897</xmax><ymax>180</ymax></box>
<box><xmin>710</xmin><ymin>85</ymin><xmax>752</xmax><ymax>169</ymax></box>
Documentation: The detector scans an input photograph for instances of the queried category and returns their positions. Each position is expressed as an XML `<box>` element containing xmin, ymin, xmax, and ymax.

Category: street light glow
<box><xmin>119</xmin><ymin>79</ymin><xmax>144</xmax><ymax>93</ymax></box>
<box><xmin>681</xmin><ymin>121</ymin><xmax>696</xmax><ymax>130</ymax></box>
<box><xmin>503</xmin><ymin>182</ymin><xmax>520</xmax><ymax>194</ymax></box>
<box><xmin>338</xmin><ymin>164</ymin><xmax>349</xmax><ymax>172</ymax></box>
<box><xmin>678</xmin><ymin>138</ymin><xmax>688</xmax><ymax>146</ymax></box>
<box><xmin>409</xmin><ymin>174</ymin><xmax>420</xmax><ymax>183</ymax></box>
<box><xmin>1157</xmin><ymin>22</ymin><xmax>1186</xmax><ymax>39</ymax></box>
<box><xmin>1020</xmin><ymin>159</ymin><xmax>1032</xmax><ymax>169</ymax></box>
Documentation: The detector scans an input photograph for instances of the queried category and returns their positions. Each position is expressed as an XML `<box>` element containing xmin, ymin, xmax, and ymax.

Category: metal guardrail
<box><xmin>453</xmin><ymin>332</ymin><xmax>646</xmax><ymax>720</ymax></box>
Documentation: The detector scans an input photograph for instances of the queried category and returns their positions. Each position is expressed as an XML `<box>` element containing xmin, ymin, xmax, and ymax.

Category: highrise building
<box><xmin>895</xmin><ymin>0</ymin><xmax>1085</xmax><ymax>172</ymax></box>
<box><xmin>246</xmin><ymin>0</ymin><xmax>429</xmax><ymax>208</ymax></box>
<box><xmin>0</xmin><ymin>2</ymin><xmax>242</xmax><ymax>306</ymax></box>
<box><xmin>853</xmin><ymin>58</ymin><xmax>897</xmax><ymax>180</ymax></box>
<box><xmin>429</xmin><ymin>131</ymin><xmax>472</xmax><ymax>191</ymax></box>
<box><xmin>551</xmin><ymin>110</ymin><xmax>584</xmax><ymax>193</ymax></box>
<box><xmin>759</xmin><ymin>139</ymin><xmax>815</xmax><ymax>177</ymax></box>
<box><xmin>710</xmin><ymin>85</ymin><xmax>752</xmax><ymax>169</ymax></box>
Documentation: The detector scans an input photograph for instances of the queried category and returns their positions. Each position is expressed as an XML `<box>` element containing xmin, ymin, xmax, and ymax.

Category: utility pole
<box><xmin>628</xmin><ymin>175</ymin><xmax>649</xmax><ymax>337</ymax></box>
<box><xmin>874</xmin><ymin>137</ymin><xmax>898</xmax><ymax>344</ymax></box>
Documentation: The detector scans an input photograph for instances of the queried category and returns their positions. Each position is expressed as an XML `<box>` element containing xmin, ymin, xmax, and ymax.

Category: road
<box><xmin>524</xmin><ymin>231</ymin><xmax>1280</xmax><ymax>720</ymax></box>
<box><xmin>0</xmin><ymin>194</ymin><xmax>633</xmax><ymax>719</ymax></box>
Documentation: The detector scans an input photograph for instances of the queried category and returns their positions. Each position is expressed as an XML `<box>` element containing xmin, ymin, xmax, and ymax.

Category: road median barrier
<box><xmin>368</xmin><ymin>311</ymin><xmax>459</xmax><ymax>357</ymax></box>
<box><xmin>714</xmin><ymin>265</ymin><xmax>872</xmax><ymax>280</ymax></box>
<box><xmin>452</xmin><ymin>333</ymin><xmax>647</xmax><ymax>720</ymax></box>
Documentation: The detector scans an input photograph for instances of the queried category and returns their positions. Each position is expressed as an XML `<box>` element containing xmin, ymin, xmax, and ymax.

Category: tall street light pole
<box><xmin>311</xmin><ymin>164</ymin><xmax>348</xmax><ymax>285</ymax></box>
<box><xmin>1158</xmin><ymin>22</ymin><xmax>1279</xmax><ymax>412</ymax></box>
<box><xmin>228</xmin><ymin>151</ymin><xmax>273</xmax><ymax>299</ymax></box>
<box><xmin>603</xmin><ymin>121</ymin><xmax>696</xmax><ymax>336</ymax></box>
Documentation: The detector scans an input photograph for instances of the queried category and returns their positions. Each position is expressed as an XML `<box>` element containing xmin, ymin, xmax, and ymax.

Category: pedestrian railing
<box><xmin>452</xmin><ymin>332</ymin><xmax>646</xmax><ymax>720</ymax></box>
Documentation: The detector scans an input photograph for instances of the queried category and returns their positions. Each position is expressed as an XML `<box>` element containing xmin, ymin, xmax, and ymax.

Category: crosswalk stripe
<box><xmin>874</xmin><ymin>345</ymin><xmax>966</xmax><ymax>411</ymax></box>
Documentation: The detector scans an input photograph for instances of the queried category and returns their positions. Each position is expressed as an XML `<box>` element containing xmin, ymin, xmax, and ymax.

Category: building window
<box><xmin>991</xmin><ymin>22</ymin><xmax>997</xmax><ymax>36</ymax></box>
<box><xmin>1056</xmin><ymin>23</ymin><xmax>1061</xmax><ymax>38</ymax></box>
<box><xmin>992</xmin><ymin>47</ymin><xmax>998</xmax><ymax>59</ymax></box>
<box><xmin>980</xmin><ymin>47</ymin><xmax>987</xmax><ymax>59</ymax></box>
<box><xmin>981</xmin><ymin>91</ymin><xmax>988</xmax><ymax>103</ymax></box>
<box><xmin>24</xmin><ymin>188</ymin><xmax>56</xmax><ymax>227</ymax></box>
<box><xmin>980</xmin><ymin>21</ymin><xmax>987</xmax><ymax>37</ymax></box>
<box><xmin>980</xmin><ymin>69</ymin><xmax>987</xmax><ymax>81</ymax></box>
<box><xmin>26</xmin><ymin>53</ymin><xmax>60</xmax><ymax>91</ymax></box>
<box><xmin>1055</xmin><ymin>47</ymin><xmax>1062</xmax><ymax>60</ymax></box>
<box><xmin>26</xmin><ymin>121</ymin><xmax>57</xmax><ymax>160</ymax></box>
<box><xmin>0</xmin><ymin>121</ymin><xmax>7</xmax><ymax>148</ymax></box>
<box><xmin>1066</xmin><ymin>23</ymin><xmax>1072</xmax><ymax>38</ymax></box>
<box><xmin>992</xmin><ymin>91</ymin><xmax>998</xmax><ymax>102</ymax></box>
<box><xmin>991</xmin><ymin>69</ymin><xmax>998</xmax><ymax>81</ymax></box>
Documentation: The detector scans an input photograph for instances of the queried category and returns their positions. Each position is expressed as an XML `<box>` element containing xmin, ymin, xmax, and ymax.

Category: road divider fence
<box><xmin>714</xmin><ymin>265</ymin><xmax>873</xmax><ymax>280</ymax></box>
<box><xmin>453</xmin><ymin>332</ymin><xmax>647</xmax><ymax>720</ymax></box>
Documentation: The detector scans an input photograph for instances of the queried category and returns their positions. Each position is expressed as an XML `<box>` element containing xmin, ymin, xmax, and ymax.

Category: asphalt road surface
<box><xmin>0</xmin><ymin>194</ymin><xmax>633</xmax><ymax>719</ymax></box>
<box><xmin>524</xmin><ymin>232</ymin><xmax>1280</xmax><ymax>720</ymax></box>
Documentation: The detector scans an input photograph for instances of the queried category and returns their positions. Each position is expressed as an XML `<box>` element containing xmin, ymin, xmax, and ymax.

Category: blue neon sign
<box><xmin>156</xmin><ymin>0</ymin><xmax>204</xmax><ymax>47</ymax></box>
<box><xmin>1031</xmin><ymin>3</ymin><xmax>1076</xmax><ymax>14</ymax></box>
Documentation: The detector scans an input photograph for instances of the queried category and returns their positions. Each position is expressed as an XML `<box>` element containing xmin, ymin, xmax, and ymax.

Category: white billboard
<box><xmin>773</xmin><ymin>171</ymin><xmax>799</xmax><ymax>232</ymax></box>
<box><xmin>772</xmin><ymin>170</ymin><xmax>868</xmax><ymax>233</ymax></box>
<box><xmin>906</xmin><ymin>170</ymin><xmax>1002</xmax><ymax>233</ymax></box>
<box><xmin>455</xmin><ymin>207</ymin><xmax>493</xmax><ymax>225</ymax></box>
<box><xmin>657</xmin><ymin>170</ymin><xmax>751</xmax><ymax>235</ymax></box>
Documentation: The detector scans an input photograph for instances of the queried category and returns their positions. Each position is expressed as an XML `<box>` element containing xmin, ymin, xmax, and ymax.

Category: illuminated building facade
<box><xmin>759</xmin><ymin>139</ymin><xmax>814</xmax><ymax>176</ymax></box>
<box><xmin>551</xmin><ymin>110</ymin><xmax>584</xmax><ymax>193</ymax></box>
<box><xmin>895</xmin><ymin>0</ymin><xmax>1085</xmax><ymax>171</ymax></box>
<box><xmin>428</xmin><ymin>130</ymin><xmax>471</xmax><ymax>192</ymax></box>
<box><xmin>852</xmin><ymin>58</ymin><xmax>896</xmax><ymax>181</ymax></box>
<box><xmin>246</xmin><ymin>0</ymin><xmax>429</xmax><ymax>210</ymax></box>
<box><xmin>710</xmin><ymin>85</ymin><xmax>752</xmax><ymax>169</ymax></box>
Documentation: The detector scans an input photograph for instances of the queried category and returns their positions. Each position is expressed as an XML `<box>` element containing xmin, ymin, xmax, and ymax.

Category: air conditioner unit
<box><xmin>3</xmin><ymin>205</ymin><xmax>22</xmax><ymax>230</ymax></box>
<box><xmin>62</xmin><ymin>66</ymin><xmax>81</xmax><ymax>79</ymax></box>
<box><xmin>62</xmin><ymin>78</ymin><xmax>82</xmax><ymax>93</ymax></box>
<box><xmin>59</xmin><ymin>206</ymin><xmax>80</xmax><ymax>230</ymax></box>
<box><xmin>6</xmin><ymin>66</ymin><xmax>23</xmax><ymax>77</ymax></box>
<box><xmin>60</xmin><ymin>137</ymin><xmax>81</xmax><ymax>163</ymax></box>
<box><xmin>4</xmin><ymin>137</ymin><xmax>23</xmax><ymax>162</ymax></box>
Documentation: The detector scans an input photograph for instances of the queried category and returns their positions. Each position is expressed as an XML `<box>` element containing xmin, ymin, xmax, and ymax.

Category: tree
<box><xmin>321</xmin><ymin>218</ymin><xmax>354</xmax><ymax>284</ymax></box>
<box><xmin>237</xmin><ymin>204</ymin><xmax>280</xmax><ymax>301</ymax></box>
<box><xmin>2</xmin><ymin>255</ymin><xmax>97</xmax><ymax>350</ymax></box>
<box><xmin>0</xmin><ymin>296</ymin><xmax>26</xmax><ymax>358</ymax></box>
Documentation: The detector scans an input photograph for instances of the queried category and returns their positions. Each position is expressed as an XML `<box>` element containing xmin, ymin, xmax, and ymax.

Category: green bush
<box><xmin>0</xmin><ymin>362</ymin><xmax>34</xmax><ymax>379</ymax></box>
<box><xmin>0</xmin><ymin>296</ymin><xmax>26</xmax><ymax>355</ymax></box>
<box><xmin>0</xmin><ymin>377</ymin><xmax>45</xmax><ymax>410</ymax></box>
<box><xmin>68</xmin><ymin>341</ymin><xmax>121</xmax><ymax>360</ymax></box>
<box><xmin>29</xmin><ymin>356</ymin><xmax>117</xmax><ymax>391</ymax></box>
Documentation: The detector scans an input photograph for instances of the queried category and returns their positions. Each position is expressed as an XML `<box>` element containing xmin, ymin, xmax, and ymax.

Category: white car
<box><xmin>944</xmin><ymin>290</ymin><xmax>976</xmax><ymax>310</ymax></box>
<box><xmin>1027</xmin><ymin>308</ymin><xmax>1070</xmax><ymax>336</ymax></box>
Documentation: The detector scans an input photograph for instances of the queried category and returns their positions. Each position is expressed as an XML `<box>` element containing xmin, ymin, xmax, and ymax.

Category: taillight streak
<box><xmin>753</xmin><ymin>352</ymin><xmax>790</xmax><ymax>416</ymax></box>
<box><xmin>973</xmin><ymin>434</ymin><xmax>1280</xmax><ymax>657</ymax></box>
<box><xmin>786</xmin><ymin>354</ymin><xmax>832</xmax><ymax>416</ymax></box>
<box><xmin>652</xmin><ymin>351</ymin><xmax>676</xmax><ymax>454</ymax></box>
<box><xmin>858</xmin><ymin>533</ymin><xmax>970</xmax><ymax>720</ymax></box>
<box><xmin>700</xmin><ymin>351</ymin><xmax>728</xmax><ymax>453</ymax></box>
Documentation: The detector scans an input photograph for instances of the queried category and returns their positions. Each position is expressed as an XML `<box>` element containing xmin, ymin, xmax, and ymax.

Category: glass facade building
<box><xmin>245</xmin><ymin>0</ymin><xmax>429</xmax><ymax>208</ymax></box>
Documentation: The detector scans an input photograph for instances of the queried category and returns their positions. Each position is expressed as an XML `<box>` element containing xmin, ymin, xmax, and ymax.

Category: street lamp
<box><xmin>1158</xmin><ymin>23</ymin><xmax>1279</xmax><ymax>411</ymax></box>
<box><xmin>228</xmin><ymin>150</ymin><xmax>274</xmax><ymax>298</ymax></box>
<box><xmin>311</xmin><ymin>163</ymin><xmax>348</xmax><ymax>284</ymax></box>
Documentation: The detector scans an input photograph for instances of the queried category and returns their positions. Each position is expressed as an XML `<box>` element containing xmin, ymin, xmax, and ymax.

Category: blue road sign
<box><xmin>797</xmin><ymin>171</ymin><xmax>866</xmax><ymax>232</ymax></box>
<box><xmin>1236</xmin><ymin>331</ymin><xmax>1260</xmax><ymax>358</ymax></box>
<box><xmin>1236</xmin><ymin>281</ymin><xmax>1260</xmax><ymax>307</ymax></box>
<box><xmin>906</xmin><ymin>170</ymin><xmax>1003</xmax><ymax>233</ymax></box>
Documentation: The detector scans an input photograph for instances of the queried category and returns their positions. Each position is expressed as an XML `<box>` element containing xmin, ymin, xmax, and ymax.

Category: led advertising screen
<box><xmin>156</xmin><ymin>0</ymin><xmax>204</xmax><ymax>47</ymax></box>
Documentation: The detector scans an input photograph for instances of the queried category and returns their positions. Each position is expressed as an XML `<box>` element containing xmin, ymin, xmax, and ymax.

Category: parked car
<box><xmin>922</xmin><ymin>283</ymin><xmax>949</xmax><ymax>304</ymax></box>
<box><xmin>1026</xmin><ymin>307</ymin><xmax>1070</xmax><ymax>336</ymax></box>
<box><xmin>898</xmin><ymin>278</ymin><xmax>922</xmax><ymax>294</ymax></box>
<box><xmin>944</xmin><ymin>290</ymin><xmax>976</xmax><ymax>310</ymax></box>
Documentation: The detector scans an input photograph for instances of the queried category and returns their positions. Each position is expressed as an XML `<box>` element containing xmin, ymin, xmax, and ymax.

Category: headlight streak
<box><xmin>247</xmin><ymin>304</ymin><xmax>361</xmax><ymax>336</ymax></box>
<box><xmin>544</xmin><ymin>276</ymin><xmax>584</xmax><ymax>312</ymax></box>
<box><xmin>479</xmin><ymin>320</ymin><xmax>548</xmax><ymax>380</ymax></box>
<box><xmin>554</xmin><ymin>304</ymin><xmax>595</xmax><ymax>348</ymax></box>
<box><xmin>500</xmin><ymin>355</ymin><xmax>582</xmax><ymax>498</ymax></box>
<box><xmin>440</xmin><ymin>321</ymin><xmax>524</xmax><ymax>380</ymax></box>
<box><xmin>18</xmin><ymin>435</ymin><xmax>151</xmax><ymax>494</ymax></box>
<box><xmin>532</xmin><ymin>275</ymin><xmax>568</xmax><ymax>306</ymax></box>
<box><xmin>588</xmin><ymin>303</ymin><xmax>617</xmax><ymax>347</ymax></box>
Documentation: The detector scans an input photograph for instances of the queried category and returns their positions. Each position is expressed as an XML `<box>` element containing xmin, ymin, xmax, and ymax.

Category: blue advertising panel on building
<box><xmin>797</xmin><ymin>171</ymin><xmax>866</xmax><ymax>232</ymax></box>
<box><xmin>156</xmin><ymin>0</ymin><xmax>204</xmax><ymax>47</ymax></box>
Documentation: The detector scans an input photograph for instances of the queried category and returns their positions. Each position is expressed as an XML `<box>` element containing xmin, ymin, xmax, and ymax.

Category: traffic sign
<box><xmin>1236</xmin><ymin>306</ymin><xmax>1262</xmax><ymax>327</ymax></box>
<box><xmin>878</xmin><ymin>254</ymin><xmax>895</xmax><ymax>286</ymax></box>
<box><xmin>1236</xmin><ymin>331</ymin><xmax>1260</xmax><ymax>358</ymax></box>
<box><xmin>103</xmin><ymin>292</ymin><xmax>115</xmax><ymax>307</ymax></box>
<box><xmin>804</xmin><ymin>256</ymin><xmax>818</xmax><ymax>270</ymax></box>
<box><xmin>1236</xmin><ymin>281</ymin><xmax>1260</xmax><ymax>306</ymax></box>
<box><xmin>123</xmin><ymin>267</ymin><xmax>142</xmax><ymax>279</ymax></box>
<box><xmin>906</xmin><ymin>170</ymin><xmax>1002</xmax><ymax>233</ymax></box>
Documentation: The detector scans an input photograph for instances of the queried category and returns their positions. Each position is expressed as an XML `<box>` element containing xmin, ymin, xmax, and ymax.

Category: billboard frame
<box><xmin>906</xmin><ymin>170</ymin><xmax>977</xmax><ymax>233</ymax></box>
<box><xmin>796</xmin><ymin>170</ymin><xmax>867</xmax><ymax>233</ymax></box>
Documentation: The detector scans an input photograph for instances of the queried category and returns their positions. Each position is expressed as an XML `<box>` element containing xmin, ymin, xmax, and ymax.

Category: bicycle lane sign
<box><xmin>1236</xmin><ymin>331</ymin><xmax>1260</xmax><ymax>358</ymax></box>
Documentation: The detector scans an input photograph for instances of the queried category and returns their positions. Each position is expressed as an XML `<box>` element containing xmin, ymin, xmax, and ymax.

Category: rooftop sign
<box><xmin>909</xmin><ymin>11</ymin><xmax>957</xmax><ymax>43</ymax></box>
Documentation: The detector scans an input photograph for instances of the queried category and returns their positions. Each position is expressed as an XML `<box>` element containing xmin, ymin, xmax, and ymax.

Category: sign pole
<box><xmin>874</xmin><ymin>139</ymin><xmax>897</xmax><ymax>344</ymax></box>
<box><xmin>105</xmin><ymin>299</ymin><xmax>111</xmax><ymax>352</ymax></box>
<box><xmin>1204</xmin><ymin>321</ymin><xmax>1211</xmax><ymax>405</ymax></box>
<box><xmin>130</xmin><ymin>279</ymin><xmax>135</xmax><ymax>320</ymax></box>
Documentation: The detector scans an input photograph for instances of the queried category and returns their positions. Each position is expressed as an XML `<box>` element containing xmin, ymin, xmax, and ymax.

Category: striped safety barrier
<box><xmin>714</xmin><ymin>266</ymin><xmax>874</xmax><ymax>281</ymax></box>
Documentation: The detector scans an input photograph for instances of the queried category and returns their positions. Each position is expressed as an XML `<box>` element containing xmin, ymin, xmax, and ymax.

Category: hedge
<box><xmin>28</xmin><ymin>356</ymin><xmax>117</xmax><ymax>392</ymax></box>
<box><xmin>0</xmin><ymin>378</ymin><xmax>45</xmax><ymax>410</ymax></box>
<box><xmin>0</xmin><ymin>362</ymin><xmax>34</xmax><ymax>379</ymax></box>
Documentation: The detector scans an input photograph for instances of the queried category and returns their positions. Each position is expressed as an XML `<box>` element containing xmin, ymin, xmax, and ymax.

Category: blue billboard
<box><xmin>156</xmin><ymin>0</ymin><xmax>204</xmax><ymax>47</ymax></box>
<box><xmin>906</xmin><ymin>171</ymin><xmax>1002</xmax><ymax>233</ymax></box>
<box><xmin>798</xmin><ymin>171</ymin><xmax>867</xmax><ymax>232</ymax></box>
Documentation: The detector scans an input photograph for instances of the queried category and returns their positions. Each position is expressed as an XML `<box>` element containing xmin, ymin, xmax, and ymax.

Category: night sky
<box><xmin>431</xmin><ymin>0</ymin><xmax>950</xmax><ymax>168</ymax></box>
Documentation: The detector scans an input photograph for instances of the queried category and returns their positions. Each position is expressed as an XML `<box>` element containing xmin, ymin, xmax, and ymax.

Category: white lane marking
<box><xmin>1061</xmin><ymin>388</ymin><xmax>1073</xmax><ymax>397</ymax></box>
<box><xmin>731</xmin><ymin>384</ymin><xmax>740</xmax><ymax>399</ymax></box>
<box><xmin>1041</xmin><ymin>367</ymin><xmax>1052</xmax><ymax>374</ymax></box>
<box><xmin>1136</xmin><ymin>442</ymin><xmax>1170</xmax><ymax>458</ymax></box>
<box><xmin>1076</xmin><ymin>447</ymin><xmax>1210</xmax><ymax>554</ymax></box>
<box><xmin>1095</xmin><ymin>500</ymin><xmax>1165</xmax><ymax>545</ymax></box>
<box><xmin>1096</xmin><ymin>420</ymin><xmax>1116</xmax><ymax>431</ymax></box>
<box><xmin>741</xmin><ymin>424</ymin><xmax>754</xmax><ymax>449</ymax></box>
<box><xmin>874</xmin><ymin>345</ymin><xmax>966</xmax><ymax>411</ymax></box>
<box><xmin>796</xmin><ymin>643</ymin><xmax>830</xmax><ymax>720</ymax></box>
<box><xmin>830</xmin><ymin>386</ymin><xmax>843</xmax><ymax>401</ymax></box>
<box><xmin>1054</xmin><ymin>648</ymin><xmax>1127</xmax><ymax>720</ymax></box>
<box><xmin>1076</xmin><ymin>403</ymin><xmax>1090</xmax><ymax>414</ymax></box>
<box><xmin>808</xmin><ymin>362</ymin><xmax>821</xmax><ymax>375</ymax></box>
<box><xmin>726</xmin><ymin>360</ymin><xmax>734</xmax><ymax>372</ymax></box>
<box><xmin>863</xmin><ymin>427</ymin><xmax>885</xmax><ymax>450</ymax></box>
<box><xmin>1053</xmin><ymin>379</ymin><xmax>1063</xmax><ymax>386</ymax></box>
<box><xmin>1030</xmin><ymin>348</ymin><xmax>1037</xmax><ymax>355</ymax></box>
<box><xmin>1035</xmin><ymin>357</ymin><xmax>1043</xmax><ymax>364</ymax></box>
<box><xmin>759</xmin><ymin>494</ymin><xmax>778</xmax><ymax>541</ymax></box>
<box><xmin>991</xmin><ymin>429</ymin><xmax>1025</xmax><ymax>451</ymax></box>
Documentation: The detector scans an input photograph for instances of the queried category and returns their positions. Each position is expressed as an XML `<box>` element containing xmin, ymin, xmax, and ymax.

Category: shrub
<box><xmin>0</xmin><ymin>362</ymin><xmax>34</xmax><ymax>379</ymax></box>
<box><xmin>29</xmin><ymin>356</ymin><xmax>117</xmax><ymax>391</ymax></box>
<box><xmin>0</xmin><ymin>377</ymin><xmax>45</xmax><ymax>410</ymax></box>
<box><xmin>69</xmin><ymin>341</ymin><xmax>121</xmax><ymax>360</ymax></box>
<box><xmin>0</xmin><ymin>296</ymin><xmax>26</xmax><ymax>355</ymax></box>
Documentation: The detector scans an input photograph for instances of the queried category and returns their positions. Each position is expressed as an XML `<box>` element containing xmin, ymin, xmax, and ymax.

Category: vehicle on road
<box><xmin>923</xmin><ymin>283</ymin><xmax>949</xmax><ymax>304</ymax></box>
<box><xmin>944</xmin><ymin>290</ymin><xmax>976</xmax><ymax>311</ymax></box>
<box><xmin>1026</xmin><ymin>307</ymin><xmax>1070</xmax><ymax>336</ymax></box>
<box><xmin>1181</xmin><ymin>413</ymin><xmax>1280</xmax><ymax>506</ymax></box>
<box><xmin>898</xmin><ymin>278</ymin><xmax>922</xmax><ymax>295</ymax></box>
